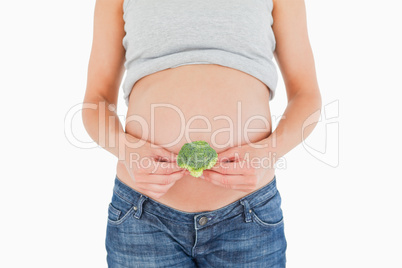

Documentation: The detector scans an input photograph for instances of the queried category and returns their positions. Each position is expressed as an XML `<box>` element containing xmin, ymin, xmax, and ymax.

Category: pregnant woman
<box><xmin>82</xmin><ymin>0</ymin><xmax>321</xmax><ymax>267</ymax></box>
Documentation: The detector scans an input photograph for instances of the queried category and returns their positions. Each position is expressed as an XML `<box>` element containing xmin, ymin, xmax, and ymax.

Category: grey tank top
<box><xmin>122</xmin><ymin>0</ymin><xmax>278</xmax><ymax>106</ymax></box>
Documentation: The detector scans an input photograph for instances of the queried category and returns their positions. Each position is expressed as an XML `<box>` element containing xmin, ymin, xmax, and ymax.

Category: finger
<box><xmin>210</xmin><ymin>181</ymin><xmax>255</xmax><ymax>192</ymax></box>
<box><xmin>204</xmin><ymin>173</ymin><xmax>256</xmax><ymax>192</ymax></box>
<box><xmin>140</xmin><ymin>160</ymin><xmax>184</xmax><ymax>175</ymax></box>
<box><xmin>149</xmin><ymin>170</ymin><xmax>185</xmax><ymax>185</ymax></box>
<box><xmin>209</xmin><ymin>161</ymin><xmax>255</xmax><ymax>175</ymax></box>
<box><xmin>136</xmin><ymin>170</ymin><xmax>186</xmax><ymax>185</ymax></box>
<box><xmin>217</xmin><ymin>147</ymin><xmax>243</xmax><ymax>162</ymax></box>
<box><xmin>203</xmin><ymin>170</ymin><xmax>257</xmax><ymax>186</ymax></box>
<box><xmin>152</xmin><ymin>146</ymin><xmax>178</xmax><ymax>163</ymax></box>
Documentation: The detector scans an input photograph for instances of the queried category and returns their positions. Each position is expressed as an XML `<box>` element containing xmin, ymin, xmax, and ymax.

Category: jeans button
<box><xmin>199</xmin><ymin>216</ymin><xmax>208</xmax><ymax>226</ymax></box>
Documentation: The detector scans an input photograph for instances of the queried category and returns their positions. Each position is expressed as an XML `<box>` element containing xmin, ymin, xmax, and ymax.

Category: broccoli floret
<box><xmin>177</xmin><ymin>141</ymin><xmax>218</xmax><ymax>177</ymax></box>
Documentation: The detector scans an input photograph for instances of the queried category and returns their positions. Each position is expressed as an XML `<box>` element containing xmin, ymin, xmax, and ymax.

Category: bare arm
<box><xmin>81</xmin><ymin>0</ymin><xmax>184</xmax><ymax>198</ymax></box>
<box><xmin>81</xmin><ymin>0</ymin><xmax>126</xmax><ymax>159</ymax></box>
<box><xmin>259</xmin><ymin>0</ymin><xmax>322</xmax><ymax>160</ymax></box>
<box><xmin>203</xmin><ymin>0</ymin><xmax>322</xmax><ymax>190</ymax></box>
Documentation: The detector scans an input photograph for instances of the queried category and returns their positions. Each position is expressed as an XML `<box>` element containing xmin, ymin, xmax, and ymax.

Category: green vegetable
<box><xmin>177</xmin><ymin>140</ymin><xmax>218</xmax><ymax>177</ymax></box>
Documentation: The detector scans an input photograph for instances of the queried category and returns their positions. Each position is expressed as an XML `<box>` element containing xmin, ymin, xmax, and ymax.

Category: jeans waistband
<box><xmin>113</xmin><ymin>174</ymin><xmax>278</xmax><ymax>225</ymax></box>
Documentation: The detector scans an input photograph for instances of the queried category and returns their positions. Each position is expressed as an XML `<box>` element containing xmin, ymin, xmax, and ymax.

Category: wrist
<box><xmin>117</xmin><ymin>132</ymin><xmax>132</xmax><ymax>163</ymax></box>
<box><xmin>253</xmin><ymin>133</ymin><xmax>284</xmax><ymax>167</ymax></box>
<box><xmin>118</xmin><ymin>132</ymin><xmax>147</xmax><ymax>163</ymax></box>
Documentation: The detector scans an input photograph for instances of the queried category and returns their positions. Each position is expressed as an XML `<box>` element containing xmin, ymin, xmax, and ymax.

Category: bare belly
<box><xmin>116</xmin><ymin>64</ymin><xmax>275</xmax><ymax>213</ymax></box>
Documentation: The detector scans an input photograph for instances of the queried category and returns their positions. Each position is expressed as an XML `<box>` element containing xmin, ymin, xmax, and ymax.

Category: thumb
<box><xmin>152</xmin><ymin>146</ymin><xmax>178</xmax><ymax>163</ymax></box>
<box><xmin>217</xmin><ymin>146</ymin><xmax>243</xmax><ymax>162</ymax></box>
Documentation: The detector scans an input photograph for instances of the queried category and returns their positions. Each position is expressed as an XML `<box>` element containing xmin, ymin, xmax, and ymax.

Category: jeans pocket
<box><xmin>108</xmin><ymin>203</ymin><xmax>122</xmax><ymax>221</ymax></box>
<box><xmin>107</xmin><ymin>191</ymin><xmax>136</xmax><ymax>226</ymax></box>
<box><xmin>250</xmin><ymin>189</ymin><xmax>284</xmax><ymax>228</ymax></box>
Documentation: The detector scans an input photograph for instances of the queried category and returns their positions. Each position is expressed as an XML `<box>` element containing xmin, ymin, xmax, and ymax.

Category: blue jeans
<box><xmin>105</xmin><ymin>175</ymin><xmax>287</xmax><ymax>267</ymax></box>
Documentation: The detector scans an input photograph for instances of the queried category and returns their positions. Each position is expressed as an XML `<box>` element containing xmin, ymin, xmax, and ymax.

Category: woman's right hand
<box><xmin>119</xmin><ymin>133</ymin><xmax>186</xmax><ymax>200</ymax></box>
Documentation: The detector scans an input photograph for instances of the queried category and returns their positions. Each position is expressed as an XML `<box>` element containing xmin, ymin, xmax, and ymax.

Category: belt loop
<box><xmin>133</xmin><ymin>194</ymin><xmax>148</xmax><ymax>219</ymax></box>
<box><xmin>240</xmin><ymin>199</ymin><xmax>252</xmax><ymax>223</ymax></box>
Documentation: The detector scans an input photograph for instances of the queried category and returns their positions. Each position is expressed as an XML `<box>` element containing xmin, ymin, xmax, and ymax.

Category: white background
<box><xmin>1</xmin><ymin>0</ymin><xmax>401</xmax><ymax>267</ymax></box>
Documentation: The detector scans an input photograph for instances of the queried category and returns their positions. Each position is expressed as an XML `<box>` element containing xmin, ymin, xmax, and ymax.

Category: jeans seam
<box><xmin>113</xmin><ymin>189</ymin><xmax>135</xmax><ymax>206</ymax></box>
<box><xmin>252</xmin><ymin>212</ymin><xmax>284</xmax><ymax>228</ymax></box>
<box><xmin>143</xmin><ymin>210</ymin><xmax>193</xmax><ymax>226</ymax></box>
<box><xmin>108</xmin><ymin>203</ymin><xmax>122</xmax><ymax>219</ymax></box>
<box><xmin>251</xmin><ymin>188</ymin><xmax>278</xmax><ymax>208</ymax></box>
<box><xmin>107</xmin><ymin>207</ymin><xmax>135</xmax><ymax>226</ymax></box>
<box><xmin>192</xmin><ymin>217</ymin><xmax>198</xmax><ymax>258</ymax></box>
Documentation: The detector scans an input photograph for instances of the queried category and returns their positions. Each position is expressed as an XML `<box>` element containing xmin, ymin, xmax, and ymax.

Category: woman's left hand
<box><xmin>202</xmin><ymin>142</ymin><xmax>275</xmax><ymax>192</ymax></box>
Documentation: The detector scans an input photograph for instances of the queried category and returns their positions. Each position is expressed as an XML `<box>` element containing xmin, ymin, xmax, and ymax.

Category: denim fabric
<box><xmin>105</xmin><ymin>175</ymin><xmax>287</xmax><ymax>267</ymax></box>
